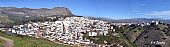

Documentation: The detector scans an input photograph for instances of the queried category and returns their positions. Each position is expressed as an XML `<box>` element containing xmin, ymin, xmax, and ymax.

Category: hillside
<box><xmin>120</xmin><ymin>22</ymin><xmax>170</xmax><ymax>47</ymax></box>
<box><xmin>0</xmin><ymin>31</ymin><xmax>76</xmax><ymax>47</ymax></box>
<box><xmin>0</xmin><ymin>15</ymin><xmax>13</xmax><ymax>23</ymax></box>
<box><xmin>0</xmin><ymin>13</ymin><xmax>47</xmax><ymax>28</ymax></box>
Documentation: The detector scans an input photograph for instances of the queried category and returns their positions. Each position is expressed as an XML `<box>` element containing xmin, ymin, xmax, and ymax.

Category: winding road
<box><xmin>0</xmin><ymin>36</ymin><xmax>13</xmax><ymax>47</ymax></box>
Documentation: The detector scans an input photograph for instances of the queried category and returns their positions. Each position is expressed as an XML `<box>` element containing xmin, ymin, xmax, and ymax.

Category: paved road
<box><xmin>0</xmin><ymin>36</ymin><xmax>13</xmax><ymax>47</ymax></box>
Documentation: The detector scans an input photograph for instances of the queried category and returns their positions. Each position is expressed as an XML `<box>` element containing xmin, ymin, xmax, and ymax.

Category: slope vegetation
<box><xmin>0</xmin><ymin>31</ymin><xmax>75</xmax><ymax>47</ymax></box>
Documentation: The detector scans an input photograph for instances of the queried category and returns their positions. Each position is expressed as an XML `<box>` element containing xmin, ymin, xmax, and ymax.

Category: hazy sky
<box><xmin>1</xmin><ymin>0</ymin><xmax>170</xmax><ymax>19</ymax></box>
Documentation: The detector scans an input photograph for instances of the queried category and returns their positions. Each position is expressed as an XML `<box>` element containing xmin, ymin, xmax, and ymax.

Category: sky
<box><xmin>0</xmin><ymin>0</ymin><xmax>170</xmax><ymax>19</ymax></box>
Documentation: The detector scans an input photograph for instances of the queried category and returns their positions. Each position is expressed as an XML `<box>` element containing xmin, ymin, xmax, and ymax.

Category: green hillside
<box><xmin>0</xmin><ymin>31</ymin><xmax>75</xmax><ymax>47</ymax></box>
<box><xmin>0</xmin><ymin>15</ymin><xmax>14</xmax><ymax>23</ymax></box>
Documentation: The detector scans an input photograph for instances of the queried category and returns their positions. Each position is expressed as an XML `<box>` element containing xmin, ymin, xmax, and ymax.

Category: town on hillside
<box><xmin>1</xmin><ymin>15</ymin><xmax>166</xmax><ymax>47</ymax></box>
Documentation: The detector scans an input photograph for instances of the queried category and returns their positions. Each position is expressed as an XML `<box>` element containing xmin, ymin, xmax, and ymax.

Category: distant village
<box><xmin>0</xmin><ymin>16</ymin><xmax>161</xmax><ymax>47</ymax></box>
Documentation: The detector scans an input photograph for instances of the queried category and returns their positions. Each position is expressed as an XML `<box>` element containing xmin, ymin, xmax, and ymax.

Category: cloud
<box><xmin>146</xmin><ymin>11</ymin><xmax>170</xmax><ymax>16</ymax></box>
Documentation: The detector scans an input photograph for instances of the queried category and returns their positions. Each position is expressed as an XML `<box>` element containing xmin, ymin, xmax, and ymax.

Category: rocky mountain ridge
<box><xmin>0</xmin><ymin>7</ymin><xmax>73</xmax><ymax>17</ymax></box>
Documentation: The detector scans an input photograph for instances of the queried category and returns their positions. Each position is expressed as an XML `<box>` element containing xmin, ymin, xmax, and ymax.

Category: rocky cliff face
<box><xmin>0</xmin><ymin>7</ymin><xmax>73</xmax><ymax>17</ymax></box>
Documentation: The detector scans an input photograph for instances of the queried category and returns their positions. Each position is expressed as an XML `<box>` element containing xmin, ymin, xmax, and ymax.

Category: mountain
<box><xmin>94</xmin><ymin>17</ymin><xmax>170</xmax><ymax>24</ymax></box>
<box><xmin>0</xmin><ymin>7</ymin><xmax>73</xmax><ymax>17</ymax></box>
<box><xmin>0</xmin><ymin>7</ymin><xmax>75</xmax><ymax>27</ymax></box>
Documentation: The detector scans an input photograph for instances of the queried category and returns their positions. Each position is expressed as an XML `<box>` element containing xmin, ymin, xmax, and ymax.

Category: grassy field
<box><xmin>0</xmin><ymin>31</ymin><xmax>76</xmax><ymax>47</ymax></box>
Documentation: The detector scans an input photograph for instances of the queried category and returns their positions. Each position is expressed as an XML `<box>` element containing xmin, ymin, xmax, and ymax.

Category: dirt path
<box><xmin>0</xmin><ymin>36</ymin><xmax>14</xmax><ymax>47</ymax></box>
